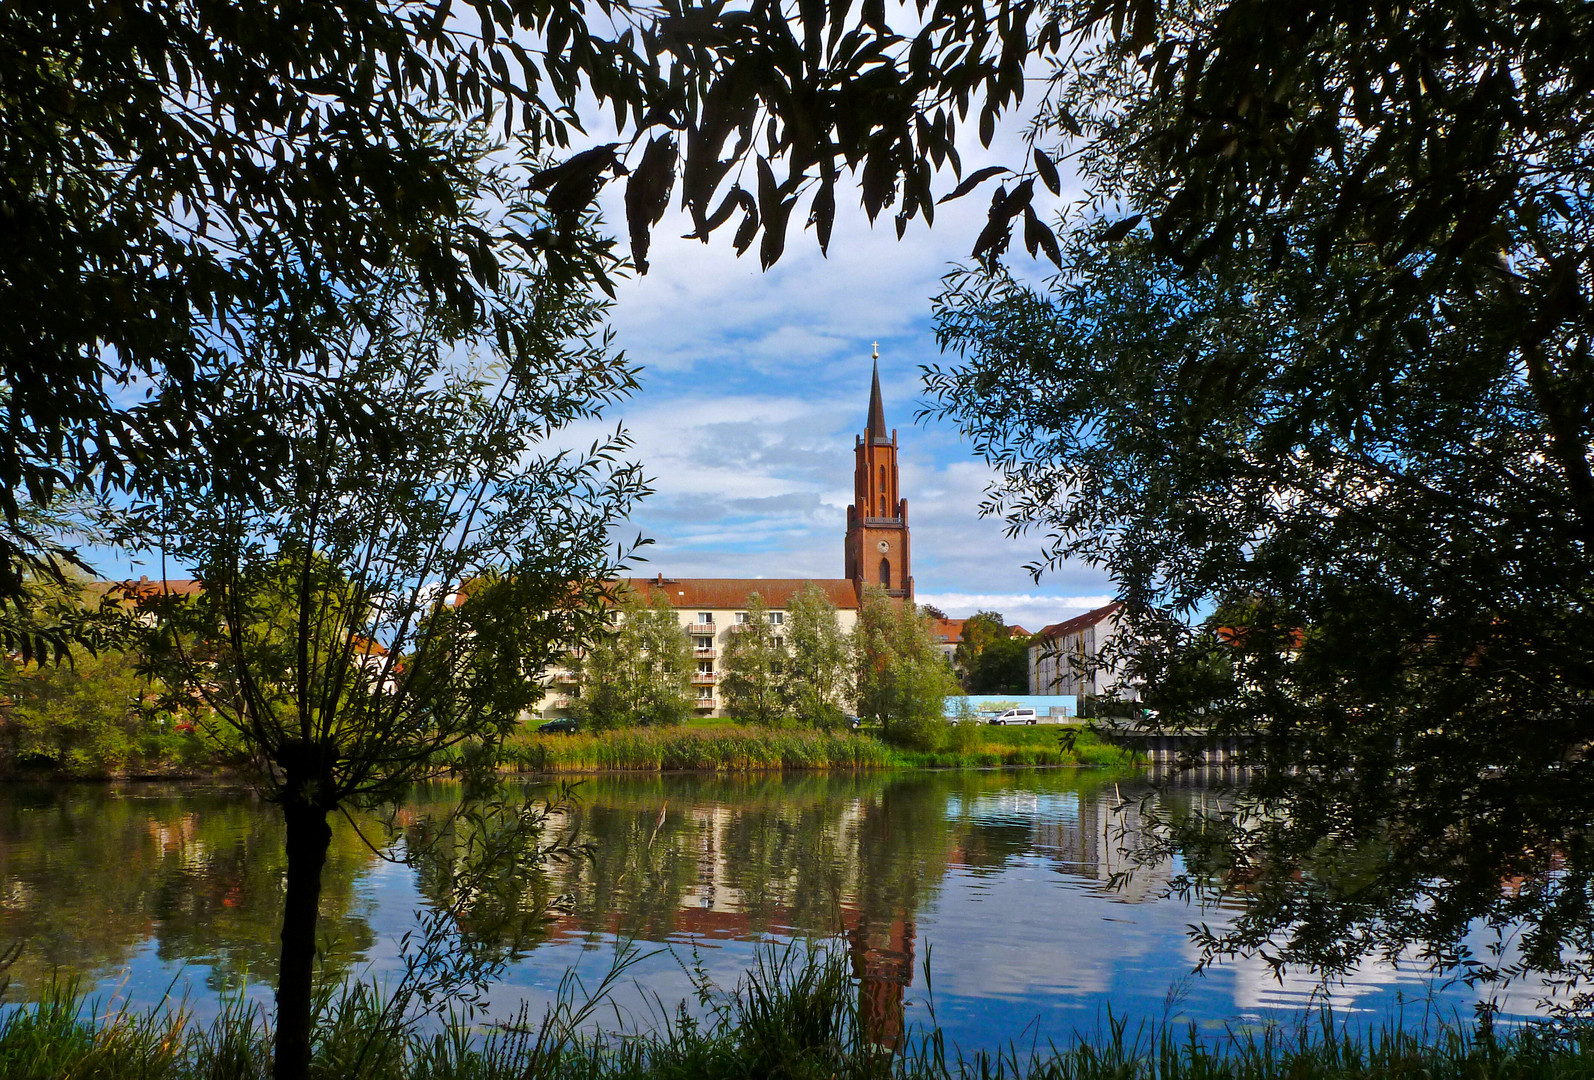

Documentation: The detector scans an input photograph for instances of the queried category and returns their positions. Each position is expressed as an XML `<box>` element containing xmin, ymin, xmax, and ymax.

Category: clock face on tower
<box><xmin>877</xmin><ymin>540</ymin><xmax>890</xmax><ymax>553</ymax></box>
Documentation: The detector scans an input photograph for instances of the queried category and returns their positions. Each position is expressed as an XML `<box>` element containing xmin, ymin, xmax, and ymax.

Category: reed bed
<box><xmin>3</xmin><ymin>951</ymin><xmax>1590</xmax><ymax>1080</ymax></box>
<box><xmin>498</xmin><ymin>723</ymin><xmax>1136</xmax><ymax>774</ymax></box>
<box><xmin>499</xmin><ymin>725</ymin><xmax>898</xmax><ymax>773</ymax></box>
<box><xmin>892</xmin><ymin>739</ymin><xmax>1131</xmax><ymax>770</ymax></box>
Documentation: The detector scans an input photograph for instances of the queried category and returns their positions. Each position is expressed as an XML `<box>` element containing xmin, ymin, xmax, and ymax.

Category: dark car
<box><xmin>537</xmin><ymin>717</ymin><xmax>580</xmax><ymax>734</ymax></box>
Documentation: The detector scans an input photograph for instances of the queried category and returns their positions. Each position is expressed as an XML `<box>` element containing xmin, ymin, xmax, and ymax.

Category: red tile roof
<box><xmin>349</xmin><ymin>635</ymin><xmax>389</xmax><ymax>657</ymax></box>
<box><xmin>622</xmin><ymin>577</ymin><xmax>859</xmax><ymax>610</ymax></box>
<box><xmin>928</xmin><ymin>617</ymin><xmax>965</xmax><ymax>644</ymax></box>
<box><xmin>1034</xmin><ymin>602</ymin><xmax>1122</xmax><ymax>641</ymax></box>
<box><xmin>93</xmin><ymin>577</ymin><xmax>205</xmax><ymax>603</ymax></box>
<box><xmin>1216</xmin><ymin>624</ymin><xmax>1306</xmax><ymax>650</ymax></box>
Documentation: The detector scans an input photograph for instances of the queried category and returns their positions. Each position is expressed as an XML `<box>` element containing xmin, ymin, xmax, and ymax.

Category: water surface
<box><xmin>0</xmin><ymin>771</ymin><xmax>1556</xmax><ymax>1051</ymax></box>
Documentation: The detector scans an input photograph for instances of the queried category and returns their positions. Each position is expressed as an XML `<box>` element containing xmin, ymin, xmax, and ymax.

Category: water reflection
<box><xmin>0</xmin><ymin>771</ymin><xmax>1553</xmax><ymax>1048</ymax></box>
<box><xmin>0</xmin><ymin>785</ymin><xmax>377</xmax><ymax>994</ymax></box>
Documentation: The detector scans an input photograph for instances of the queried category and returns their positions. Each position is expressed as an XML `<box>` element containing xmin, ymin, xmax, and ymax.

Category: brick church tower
<box><xmin>845</xmin><ymin>349</ymin><xmax>913</xmax><ymax>604</ymax></box>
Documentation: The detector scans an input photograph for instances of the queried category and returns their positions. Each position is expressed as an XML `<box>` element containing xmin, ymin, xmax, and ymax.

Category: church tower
<box><xmin>846</xmin><ymin>349</ymin><xmax>913</xmax><ymax>604</ymax></box>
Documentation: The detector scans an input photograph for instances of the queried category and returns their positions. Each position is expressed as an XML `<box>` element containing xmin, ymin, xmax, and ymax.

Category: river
<box><xmin>0</xmin><ymin>769</ymin><xmax>1558</xmax><ymax>1051</ymax></box>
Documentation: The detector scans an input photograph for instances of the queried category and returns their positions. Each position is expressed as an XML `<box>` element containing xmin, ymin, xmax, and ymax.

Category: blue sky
<box><xmin>99</xmin><ymin>110</ymin><xmax>1116</xmax><ymax>632</ymax></box>
<box><xmin>581</xmin><ymin>150</ymin><xmax>1116</xmax><ymax>632</ymax></box>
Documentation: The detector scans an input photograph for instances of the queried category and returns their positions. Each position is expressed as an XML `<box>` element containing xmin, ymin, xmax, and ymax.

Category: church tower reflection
<box><xmin>846</xmin><ymin>909</ymin><xmax>916</xmax><ymax>1049</ymax></box>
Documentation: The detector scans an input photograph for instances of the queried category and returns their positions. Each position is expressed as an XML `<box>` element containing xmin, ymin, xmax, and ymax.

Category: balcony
<box><xmin>691</xmin><ymin>672</ymin><xmax>716</xmax><ymax>685</ymax></box>
<box><xmin>693</xmin><ymin>647</ymin><xmax>717</xmax><ymax>659</ymax></box>
<box><xmin>693</xmin><ymin>698</ymin><xmax>715</xmax><ymax>710</ymax></box>
<box><xmin>685</xmin><ymin>622</ymin><xmax>715</xmax><ymax>635</ymax></box>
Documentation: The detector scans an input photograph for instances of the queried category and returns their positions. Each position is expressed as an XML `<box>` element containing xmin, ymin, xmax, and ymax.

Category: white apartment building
<box><xmin>540</xmin><ymin>576</ymin><xmax>861</xmax><ymax>718</ymax></box>
<box><xmin>1028</xmin><ymin>601</ymin><xmax>1138</xmax><ymax>700</ymax></box>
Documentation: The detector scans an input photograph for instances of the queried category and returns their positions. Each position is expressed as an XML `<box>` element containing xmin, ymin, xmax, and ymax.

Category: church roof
<box><xmin>624</xmin><ymin>577</ymin><xmax>860</xmax><ymax>610</ymax></box>
<box><xmin>867</xmin><ymin>360</ymin><xmax>890</xmax><ymax>443</ymax></box>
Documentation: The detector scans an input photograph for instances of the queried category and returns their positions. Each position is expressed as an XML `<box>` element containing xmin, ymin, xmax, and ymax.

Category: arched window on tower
<box><xmin>880</xmin><ymin>558</ymin><xmax>891</xmax><ymax>589</ymax></box>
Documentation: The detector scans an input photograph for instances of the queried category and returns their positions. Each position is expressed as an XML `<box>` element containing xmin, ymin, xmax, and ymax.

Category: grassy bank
<box><xmin>0</xmin><ymin>724</ymin><xmax>1135</xmax><ymax>781</ymax></box>
<box><xmin>500</xmin><ymin>723</ymin><xmax>1135</xmax><ymax>773</ymax></box>
<box><xmin>0</xmin><ymin>953</ymin><xmax>1582</xmax><ymax>1080</ymax></box>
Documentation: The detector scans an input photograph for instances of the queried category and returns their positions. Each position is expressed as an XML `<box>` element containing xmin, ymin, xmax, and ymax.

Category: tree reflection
<box><xmin>0</xmin><ymin>785</ymin><xmax>378</xmax><ymax>997</ymax></box>
<box><xmin>0</xmin><ymin>767</ymin><xmax>1169</xmax><ymax>1036</ymax></box>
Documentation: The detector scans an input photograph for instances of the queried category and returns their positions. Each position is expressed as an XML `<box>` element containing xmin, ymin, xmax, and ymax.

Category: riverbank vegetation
<box><xmin>500</xmin><ymin>722</ymin><xmax>1130</xmax><ymax>773</ymax></box>
<box><xmin>0</xmin><ymin>952</ymin><xmax>1585</xmax><ymax>1080</ymax></box>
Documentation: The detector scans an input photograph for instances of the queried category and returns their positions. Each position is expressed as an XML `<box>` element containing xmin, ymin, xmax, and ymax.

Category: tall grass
<box><xmin>4</xmin><ymin>953</ymin><xmax>1592</xmax><ymax>1080</ymax></box>
<box><xmin>500</xmin><ymin>723</ymin><xmax>1135</xmax><ymax>774</ymax></box>
<box><xmin>499</xmin><ymin>725</ymin><xmax>898</xmax><ymax>773</ymax></box>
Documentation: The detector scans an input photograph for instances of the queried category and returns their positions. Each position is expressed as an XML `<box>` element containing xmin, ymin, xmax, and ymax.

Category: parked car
<box><xmin>844</xmin><ymin>714</ymin><xmax>862</xmax><ymax>730</ymax></box>
<box><xmin>537</xmin><ymin>717</ymin><xmax>580</xmax><ymax>734</ymax></box>
<box><xmin>989</xmin><ymin>707</ymin><xmax>1038</xmax><ymax>726</ymax></box>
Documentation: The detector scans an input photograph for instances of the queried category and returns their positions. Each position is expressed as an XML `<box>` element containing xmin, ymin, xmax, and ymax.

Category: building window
<box><xmin>880</xmin><ymin>558</ymin><xmax>891</xmax><ymax>589</ymax></box>
<box><xmin>767</xmin><ymin>611</ymin><xmax>784</xmax><ymax>625</ymax></box>
<box><xmin>735</xmin><ymin>612</ymin><xmax>749</xmax><ymax>624</ymax></box>
<box><xmin>697</xmin><ymin>660</ymin><xmax>714</xmax><ymax>674</ymax></box>
<box><xmin>696</xmin><ymin>686</ymin><xmax>713</xmax><ymax>700</ymax></box>
<box><xmin>696</xmin><ymin>612</ymin><xmax>712</xmax><ymax>625</ymax></box>
<box><xmin>695</xmin><ymin>636</ymin><xmax>713</xmax><ymax>650</ymax></box>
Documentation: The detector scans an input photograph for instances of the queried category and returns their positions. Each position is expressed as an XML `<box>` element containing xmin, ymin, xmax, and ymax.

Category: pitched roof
<box><xmin>349</xmin><ymin>635</ymin><xmax>389</xmax><ymax>657</ymax></box>
<box><xmin>92</xmin><ymin>577</ymin><xmax>205</xmax><ymax>603</ymax></box>
<box><xmin>623</xmin><ymin>577</ymin><xmax>859</xmax><ymax>610</ymax></box>
<box><xmin>928</xmin><ymin>617</ymin><xmax>965</xmax><ymax>644</ymax></box>
<box><xmin>866</xmin><ymin>360</ymin><xmax>889</xmax><ymax>443</ymax></box>
<box><xmin>1006</xmin><ymin>625</ymin><xmax>1031</xmax><ymax>638</ymax></box>
<box><xmin>1034</xmin><ymin>601</ymin><xmax>1122</xmax><ymax>641</ymax></box>
<box><xmin>1216</xmin><ymin>624</ymin><xmax>1306</xmax><ymax>650</ymax></box>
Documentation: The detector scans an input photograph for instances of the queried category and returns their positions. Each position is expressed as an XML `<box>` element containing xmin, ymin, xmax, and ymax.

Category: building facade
<box><xmin>541</xmin><ymin>578</ymin><xmax>861</xmax><ymax>717</ymax></box>
<box><xmin>1028</xmin><ymin>601</ymin><xmax>1136</xmax><ymax>699</ymax></box>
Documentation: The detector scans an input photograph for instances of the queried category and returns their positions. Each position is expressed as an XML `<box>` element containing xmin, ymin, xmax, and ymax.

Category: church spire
<box><xmin>846</xmin><ymin>348</ymin><xmax>912</xmax><ymax>603</ymax></box>
<box><xmin>866</xmin><ymin>349</ymin><xmax>889</xmax><ymax>444</ymax></box>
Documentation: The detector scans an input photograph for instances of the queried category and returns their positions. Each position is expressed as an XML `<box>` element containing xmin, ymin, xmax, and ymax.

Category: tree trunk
<box><xmin>274</xmin><ymin>801</ymin><xmax>332</xmax><ymax>1080</ymax></box>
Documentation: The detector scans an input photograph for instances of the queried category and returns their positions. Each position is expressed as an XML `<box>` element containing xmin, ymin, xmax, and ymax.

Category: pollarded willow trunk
<box><xmin>274</xmin><ymin>800</ymin><xmax>332</xmax><ymax>1080</ymax></box>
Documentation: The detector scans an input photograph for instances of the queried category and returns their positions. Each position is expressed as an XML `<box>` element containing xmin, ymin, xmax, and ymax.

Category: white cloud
<box><xmin>93</xmin><ymin>79</ymin><xmax>1105</xmax><ymax>611</ymax></box>
<box><xmin>916</xmin><ymin>593</ymin><xmax>1116</xmax><ymax>628</ymax></box>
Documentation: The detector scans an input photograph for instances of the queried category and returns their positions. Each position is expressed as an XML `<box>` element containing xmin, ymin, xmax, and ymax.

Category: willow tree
<box><xmin>929</xmin><ymin>0</ymin><xmax>1594</xmax><ymax>999</ymax></box>
<box><xmin>141</xmin><ymin>119</ymin><xmax>646</xmax><ymax>1078</ymax></box>
<box><xmin>786</xmin><ymin>584</ymin><xmax>851</xmax><ymax>729</ymax></box>
<box><xmin>572</xmin><ymin>589</ymin><xmax>694</xmax><ymax>730</ymax></box>
<box><xmin>719</xmin><ymin>593</ymin><xmax>792</xmax><ymax>727</ymax></box>
<box><xmin>853</xmin><ymin>587</ymin><xmax>956</xmax><ymax>748</ymax></box>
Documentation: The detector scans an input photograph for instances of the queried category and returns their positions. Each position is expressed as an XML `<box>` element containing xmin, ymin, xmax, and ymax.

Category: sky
<box><xmin>581</xmin><ymin>138</ymin><xmax>1115</xmax><ymax>633</ymax></box>
<box><xmin>95</xmin><ymin>82</ymin><xmax>1118</xmax><ymax>633</ymax></box>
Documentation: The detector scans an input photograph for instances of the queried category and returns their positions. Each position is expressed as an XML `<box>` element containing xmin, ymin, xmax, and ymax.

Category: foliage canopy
<box><xmin>572</xmin><ymin>589</ymin><xmax>695</xmax><ymax>730</ymax></box>
<box><xmin>928</xmin><ymin>0</ymin><xmax>1594</xmax><ymax>997</ymax></box>
<box><xmin>719</xmin><ymin>593</ymin><xmax>793</xmax><ymax>727</ymax></box>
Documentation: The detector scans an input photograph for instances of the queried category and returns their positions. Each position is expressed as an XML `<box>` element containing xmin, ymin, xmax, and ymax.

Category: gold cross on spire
<box><xmin>872</xmin><ymin>341</ymin><xmax>879</xmax><ymax>360</ymax></box>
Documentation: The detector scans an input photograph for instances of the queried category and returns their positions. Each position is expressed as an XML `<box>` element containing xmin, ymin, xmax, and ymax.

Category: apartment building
<box><xmin>539</xmin><ymin>577</ymin><xmax>861</xmax><ymax>717</ymax></box>
<box><xmin>1028</xmin><ymin>601</ymin><xmax>1137</xmax><ymax>699</ymax></box>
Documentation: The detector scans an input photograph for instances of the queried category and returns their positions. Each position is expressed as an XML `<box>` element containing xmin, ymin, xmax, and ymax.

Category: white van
<box><xmin>989</xmin><ymin>707</ymin><xmax>1038</xmax><ymax>726</ymax></box>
